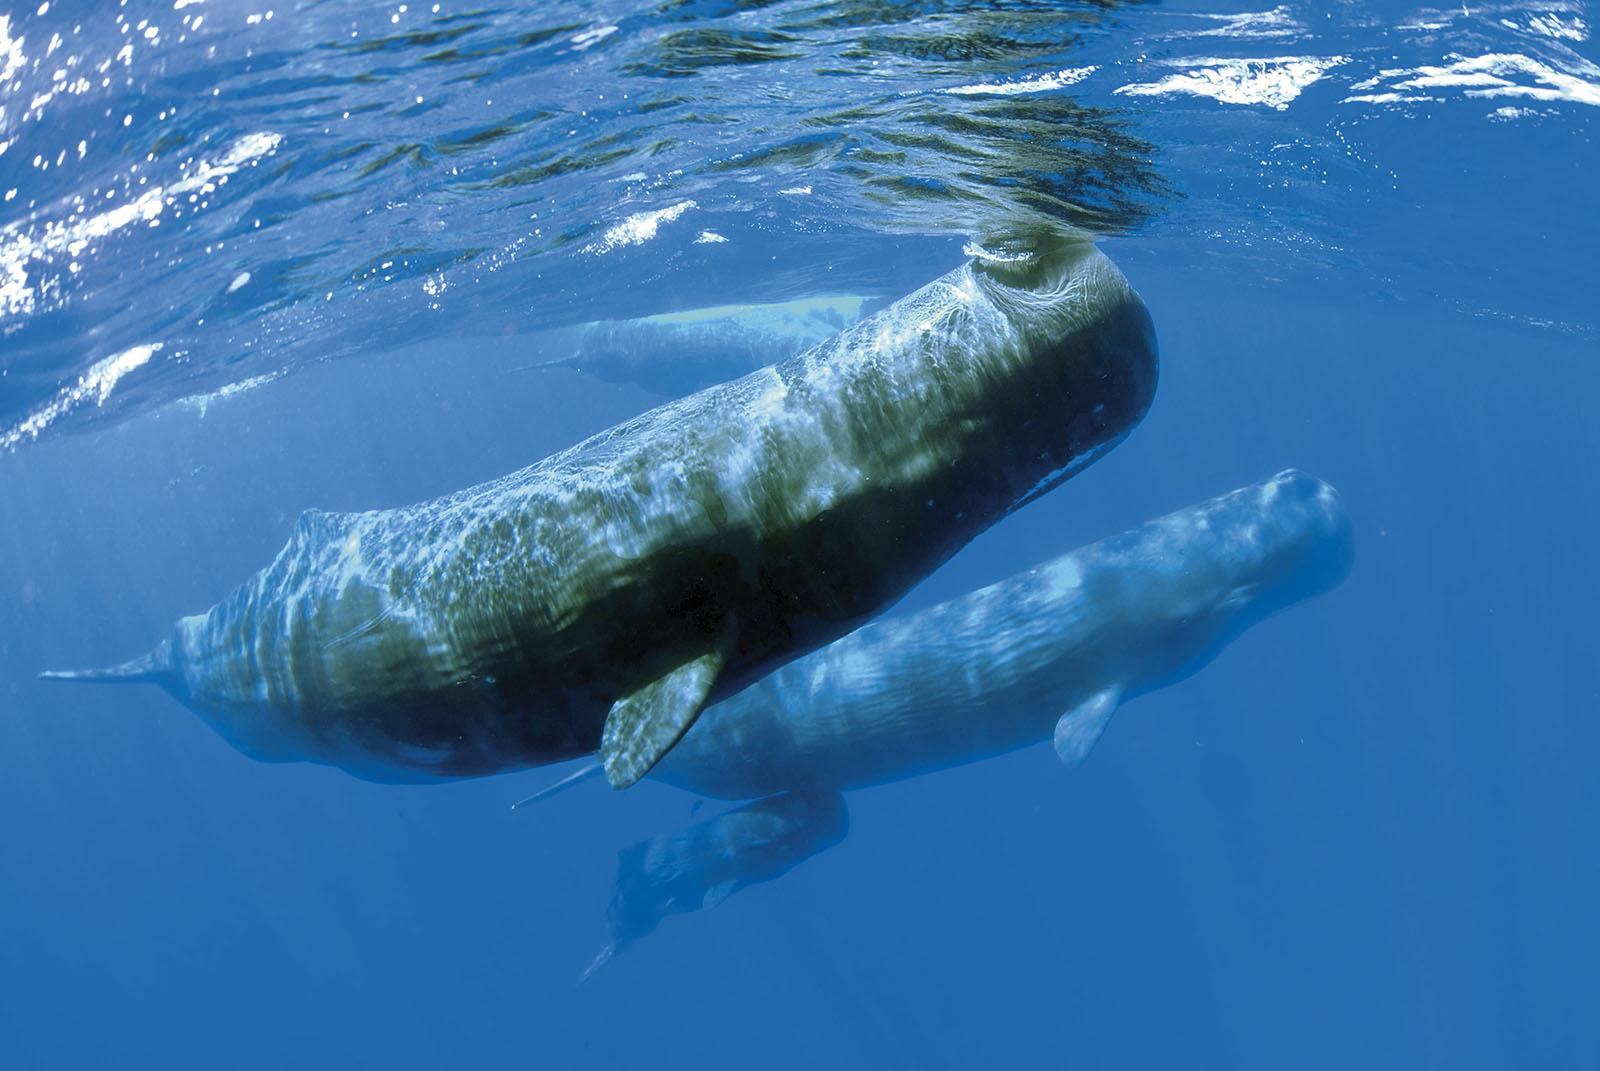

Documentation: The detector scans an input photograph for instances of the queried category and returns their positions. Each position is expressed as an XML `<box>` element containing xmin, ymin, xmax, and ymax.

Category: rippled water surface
<box><xmin>2</xmin><ymin>0</ymin><xmax>1594</xmax><ymax>443</ymax></box>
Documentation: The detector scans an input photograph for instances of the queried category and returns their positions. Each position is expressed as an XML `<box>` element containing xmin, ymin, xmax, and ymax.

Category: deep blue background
<box><xmin>4</xmin><ymin>243</ymin><xmax>1597</xmax><ymax>1067</ymax></box>
<box><xmin>3</xmin><ymin>0</ymin><xmax>1598</xmax><ymax>1067</ymax></box>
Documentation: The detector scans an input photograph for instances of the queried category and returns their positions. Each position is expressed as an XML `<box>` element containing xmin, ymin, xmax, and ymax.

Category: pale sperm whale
<box><xmin>527</xmin><ymin>295</ymin><xmax>878</xmax><ymax>396</ymax></box>
<box><xmin>42</xmin><ymin>236</ymin><xmax>1158</xmax><ymax>789</ymax></box>
<box><xmin>519</xmin><ymin>470</ymin><xmax>1351</xmax><ymax>804</ymax></box>
<box><xmin>656</xmin><ymin>469</ymin><xmax>1353</xmax><ymax>798</ymax></box>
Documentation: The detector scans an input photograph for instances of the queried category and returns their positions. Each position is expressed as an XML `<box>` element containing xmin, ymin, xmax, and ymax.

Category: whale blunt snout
<box><xmin>1261</xmin><ymin>469</ymin><xmax>1356</xmax><ymax>603</ymax></box>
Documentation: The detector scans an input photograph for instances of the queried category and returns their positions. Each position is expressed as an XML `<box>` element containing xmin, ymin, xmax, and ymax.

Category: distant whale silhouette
<box><xmin>582</xmin><ymin>790</ymin><xmax>847</xmax><ymax>982</ymax></box>
<box><xmin>529</xmin><ymin>295</ymin><xmax>877</xmax><ymax>396</ymax></box>
<box><xmin>518</xmin><ymin>471</ymin><xmax>1352</xmax><ymax>804</ymax></box>
<box><xmin>42</xmin><ymin>237</ymin><xmax>1158</xmax><ymax>789</ymax></box>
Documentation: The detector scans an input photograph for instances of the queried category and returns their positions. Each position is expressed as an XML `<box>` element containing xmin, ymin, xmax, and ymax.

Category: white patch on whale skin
<box><xmin>1038</xmin><ymin>556</ymin><xmax>1084</xmax><ymax>600</ymax></box>
<box><xmin>745</xmin><ymin>369</ymin><xmax>789</xmax><ymax>420</ymax></box>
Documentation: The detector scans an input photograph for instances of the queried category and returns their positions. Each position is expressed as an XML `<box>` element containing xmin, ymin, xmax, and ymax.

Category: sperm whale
<box><xmin>519</xmin><ymin>471</ymin><xmax>1352</xmax><ymax>803</ymax></box>
<box><xmin>42</xmin><ymin>236</ymin><xmax>1159</xmax><ymax>789</ymax></box>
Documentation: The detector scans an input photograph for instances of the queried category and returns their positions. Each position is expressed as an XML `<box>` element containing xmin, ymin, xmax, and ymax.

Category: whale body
<box><xmin>42</xmin><ymin>237</ymin><xmax>1158</xmax><ymax>789</ymax></box>
<box><xmin>646</xmin><ymin>470</ymin><xmax>1354</xmax><ymax>799</ymax></box>
<box><xmin>542</xmin><ymin>472</ymin><xmax>1352</xmax><ymax>970</ymax></box>
<box><xmin>542</xmin><ymin>295</ymin><xmax>876</xmax><ymax>396</ymax></box>
<box><xmin>583</xmin><ymin>791</ymin><xmax>847</xmax><ymax>981</ymax></box>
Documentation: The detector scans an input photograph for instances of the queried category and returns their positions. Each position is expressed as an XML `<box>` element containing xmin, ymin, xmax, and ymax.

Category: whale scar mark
<box><xmin>320</xmin><ymin>603</ymin><xmax>402</xmax><ymax>651</ymax></box>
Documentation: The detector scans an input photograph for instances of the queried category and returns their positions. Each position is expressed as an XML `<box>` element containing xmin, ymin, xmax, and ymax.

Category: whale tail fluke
<box><xmin>39</xmin><ymin>649</ymin><xmax>168</xmax><ymax>685</ymax></box>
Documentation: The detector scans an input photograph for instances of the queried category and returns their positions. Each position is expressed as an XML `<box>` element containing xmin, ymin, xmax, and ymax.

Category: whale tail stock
<box><xmin>38</xmin><ymin>649</ymin><xmax>169</xmax><ymax>686</ymax></box>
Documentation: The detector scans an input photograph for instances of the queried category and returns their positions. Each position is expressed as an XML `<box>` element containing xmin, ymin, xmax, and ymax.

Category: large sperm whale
<box><xmin>520</xmin><ymin>471</ymin><xmax>1352</xmax><ymax>804</ymax></box>
<box><xmin>41</xmin><ymin>236</ymin><xmax>1158</xmax><ymax>789</ymax></box>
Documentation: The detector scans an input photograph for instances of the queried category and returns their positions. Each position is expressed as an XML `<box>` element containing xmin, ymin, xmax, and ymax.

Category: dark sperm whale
<box><xmin>582</xmin><ymin>790</ymin><xmax>848</xmax><ymax>982</ymax></box>
<box><xmin>41</xmin><ymin>236</ymin><xmax>1158</xmax><ymax>789</ymax></box>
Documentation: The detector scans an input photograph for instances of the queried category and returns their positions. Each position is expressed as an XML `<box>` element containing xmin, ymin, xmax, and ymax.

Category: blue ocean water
<box><xmin>1</xmin><ymin>0</ymin><xmax>1596</xmax><ymax>1066</ymax></box>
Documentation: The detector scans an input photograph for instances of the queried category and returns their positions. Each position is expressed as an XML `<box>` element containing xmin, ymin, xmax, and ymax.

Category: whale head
<box><xmin>1230</xmin><ymin>468</ymin><xmax>1356</xmax><ymax>613</ymax></box>
<box><xmin>1076</xmin><ymin>469</ymin><xmax>1353</xmax><ymax>699</ymax></box>
<box><xmin>961</xmin><ymin>233</ymin><xmax>1161</xmax><ymax>514</ymax></box>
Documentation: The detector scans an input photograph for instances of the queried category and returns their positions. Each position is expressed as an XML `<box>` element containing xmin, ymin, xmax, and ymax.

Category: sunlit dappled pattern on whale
<box><xmin>41</xmin><ymin>238</ymin><xmax>1158</xmax><ymax>790</ymax></box>
<box><xmin>650</xmin><ymin>470</ymin><xmax>1355</xmax><ymax>798</ymax></box>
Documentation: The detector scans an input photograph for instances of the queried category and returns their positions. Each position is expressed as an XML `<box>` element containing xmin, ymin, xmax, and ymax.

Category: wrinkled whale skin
<box><xmin>45</xmin><ymin>240</ymin><xmax>1157</xmax><ymax>788</ymax></box>
<box><xmin>651</xmin><ymin>470</ymin><xmax>1354</xmax><ymax>800</ymax></box>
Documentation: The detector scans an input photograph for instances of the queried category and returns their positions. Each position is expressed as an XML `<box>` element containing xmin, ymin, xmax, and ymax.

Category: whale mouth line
<box><xmin>1011</xmin><ymin>432</ymin><xmax>1126</xmax><ymax>515</ymax></box>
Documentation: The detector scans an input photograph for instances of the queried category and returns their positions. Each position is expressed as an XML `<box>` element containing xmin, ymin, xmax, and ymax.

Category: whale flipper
<box><xmin>701</xmin><ymin>881</ymin><xmax>738</xmax><ymax>910</ymax></box>
<box><xmin>601</xmin><ymin>639</ymin><xmax>730</xmax><ymax>789</ymax></box>
<box><xmin>1053</xmin><ymin>687</ymin><xmax>1122</xmax><ymax>768</ymax></box>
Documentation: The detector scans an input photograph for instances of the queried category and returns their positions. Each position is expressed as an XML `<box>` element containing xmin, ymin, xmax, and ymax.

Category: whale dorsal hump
<box><xmin>1053</xmin><ymin>687</ymin><xmax>1122</xmax><ymax>768</ymax></box>
<box><xmin>600</xmin><ymin>629</ymin><xmax>732</xmax><ymax>789</ymax></box>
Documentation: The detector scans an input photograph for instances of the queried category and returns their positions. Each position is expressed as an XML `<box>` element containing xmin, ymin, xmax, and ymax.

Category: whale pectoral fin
<box><xmin>701</xmin><ymin>880</ymin><xmax>738</xmax><ymax>911</ymax></box>
<box><xmin>601</xmin><ymin>641</ymin><xmax>728</xmax><ymax>789</ymax></box>
<box><xmin>1053</xmin><ymin>687</ymin><xmax>1123</xmax><ymax>768</ymax></box>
